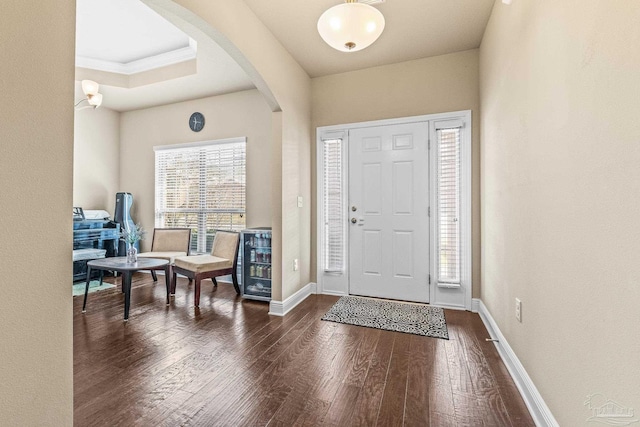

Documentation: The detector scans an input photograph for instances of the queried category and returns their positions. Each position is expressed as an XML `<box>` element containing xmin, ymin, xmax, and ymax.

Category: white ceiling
<box><xmin>244</xmin><ymin>0</ymin><xmax>496</xmax><ymax>78</ymax></box>
<box><xmin>76</xmin><ymin>0</ymin><xmax>190</xmax><ymax>64</ymax></box>
<box><xmin>75</xmin><ymin>0</ymin><xmax>496</xmax><ymax>111</ymax></box>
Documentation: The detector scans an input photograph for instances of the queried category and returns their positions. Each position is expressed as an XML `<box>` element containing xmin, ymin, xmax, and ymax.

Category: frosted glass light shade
<box><xmin>87</xmin><ymin>92</ymin><xmax>102</xmax><ymax>108</ymax></box>
<box><xmin>81</xmin><ymin>79</ymin><xmax>99</xmax><ymax>96</ymax></box>
<box><xmin>317</xmin><ymin>2</ymin><xmax>385</xmax><ymax>52</ymax></box>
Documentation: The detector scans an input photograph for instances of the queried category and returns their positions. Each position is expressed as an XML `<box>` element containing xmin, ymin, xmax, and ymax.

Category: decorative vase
<box><xmin>126</xmin><ymin>244</ymin><xmax>137</xmax><ymax>263</ymax></box>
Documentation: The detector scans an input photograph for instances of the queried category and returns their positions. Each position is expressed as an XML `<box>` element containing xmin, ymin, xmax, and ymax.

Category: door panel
<box><xmin>362</xmin><ymin>230</ymin><xmax>382</xmax><ymax>275</ymax></box>
<box><xmin>349</xmin><ymin>122</ymin><xmax>429</xmax><ymax>302</ymax></box>
<box><xmin>393</xmin><ymin>161</ymin><xmax>413</xmax><ymax>215</ymax></box>
<box><xmin>362</xmin><ymin>163</ymin><xmax>382</xmax><ymax>215</ymax></box>
<box><xmin>392</xmin><ymin>231</ymin><xmax>414</xmax><ymax>278</ymax></box>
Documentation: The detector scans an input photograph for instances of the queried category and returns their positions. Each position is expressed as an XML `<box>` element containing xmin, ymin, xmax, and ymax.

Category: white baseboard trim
<box><xmin>318</xmin><ymin>289</ymin><xmax>347</xmax><ymax>297</ymax></box>
<box><xmin>477</xmin><ymin>300</ymin><xmax>558</xmax><ymax>427</ymax></box>
<box><xmin>471</xmin><ymin>298</ymin><xmax>480</xmax><ymax>313</ymax></box>
<box><xmin>268</xmin><ymin>282</ymin><xmax>316</xmax><ymax>317</ymax></box>
<box><xmin>431</xmin><ymin>302</ymin><xmax>466</xmax><ymax>311</ymax></box>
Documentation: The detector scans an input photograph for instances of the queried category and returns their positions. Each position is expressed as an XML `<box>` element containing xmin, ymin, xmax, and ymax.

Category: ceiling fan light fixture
<box><xmin>317</xmin><ymin>1</ymin><xmax>385</xmax><ymax>52</ymax></box>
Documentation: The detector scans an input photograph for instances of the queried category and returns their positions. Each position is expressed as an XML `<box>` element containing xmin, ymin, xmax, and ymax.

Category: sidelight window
<box><xmin>435</xmin><ymin>122</ymin><xmax>463</xmax><ymax>286</ymax></box>
<box><xmin>322</xmin><ymin>137</ymin><xmax>346</xmax><ymax>273</ymax></box>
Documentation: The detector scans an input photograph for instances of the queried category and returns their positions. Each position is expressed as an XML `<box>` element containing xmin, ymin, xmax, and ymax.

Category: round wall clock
<box><xmin>189</xmin><ymin>112</ymin><xmax>205</xmax><ymax>132</ymax></box>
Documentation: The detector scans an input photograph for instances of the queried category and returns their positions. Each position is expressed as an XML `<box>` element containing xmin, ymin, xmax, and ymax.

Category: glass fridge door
<box><xmin>242</xmin><ymin>229</ymin><xmax>272</xmax><ymax>301</ymax></box>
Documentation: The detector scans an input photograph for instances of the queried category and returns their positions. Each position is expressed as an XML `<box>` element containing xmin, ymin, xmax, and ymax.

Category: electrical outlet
<box><xmin>293</xmin><ymin>259</ymin><xmax>299</xmax><ymax>271</ymax></box>
<box><xmin>297</xmin><ymin>196</ymin><xmax>303</xmax><ymax>208</ymax></box>
<box><xmin>515</xmin><ymin>298</ymin><xmax>522</xmax><ymax>322</ymax></box>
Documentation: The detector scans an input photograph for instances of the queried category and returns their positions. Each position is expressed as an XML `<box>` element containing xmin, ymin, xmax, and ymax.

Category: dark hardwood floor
<box><xmin>74</xmin><ymin>274</ymin><xmax>534</xmax><ymax>426</ymax></box>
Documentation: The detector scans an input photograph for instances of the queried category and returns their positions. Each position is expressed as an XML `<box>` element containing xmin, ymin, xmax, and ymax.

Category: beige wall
<box><xmin>0</xmin><ymin>1</ymin><xmax>75</xmax><ymax>425</ymax></box>
<box><xmin>311</xmin><ymin>50</ymin><xmax>481</xmax><ymax>297</ymax></box>
<box><xmin>145</xmin><ymin>0</ymin><xmax>312</xmax><ymax>301</ymax></box>
<box><xmin>74</xmin><ymin>104</ymin><xmax>120</xmax><ymax>212</ymax></box>
<box><xmin>480</xmin><ymin>0</ymin><xmax>640</xmax><ymax>423</ymax></box>
<box><xmin>120</xmin><ymin>89</ymin><xmax>272</xmax><ymax>252</ymax></box>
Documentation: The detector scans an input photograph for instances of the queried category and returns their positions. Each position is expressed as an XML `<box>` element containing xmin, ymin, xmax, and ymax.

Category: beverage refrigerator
<box><xmin>241</xmin><ymin>227</ymin><xmax>272</xmax><ymax>301</ymax></box>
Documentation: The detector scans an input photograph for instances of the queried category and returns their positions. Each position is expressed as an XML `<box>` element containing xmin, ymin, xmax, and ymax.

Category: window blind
<box><xmin>155</xmin><ymin>139</ymin><xmax>246</xmax><ymax>254</ymax></box>
<box><xmin>323</xmin><ymin>138</ymin><xmax>345</xmax><ymax>273</ymax></box>
<box><xmin>435</xmin><ymin>125</ymin><xmax>462</xmax><ymax>285</ymax></box>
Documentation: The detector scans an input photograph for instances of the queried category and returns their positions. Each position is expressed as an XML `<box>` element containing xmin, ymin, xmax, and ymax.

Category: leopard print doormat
<box><xmin>321</xmin><ymin>296</ymin><xmax>449</xmax><ymax>339</ymax></box>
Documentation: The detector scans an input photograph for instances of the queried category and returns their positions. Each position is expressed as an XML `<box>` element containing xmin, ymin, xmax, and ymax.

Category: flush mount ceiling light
<box><xmin>317</xmin><ymin>0</ymin><xmax>386</xmax><ymax>52</ymax></box>
<box><xmin>75</xmin><ymin>80</ymin><xmax>103</xmax><ymax>110</ymax></box>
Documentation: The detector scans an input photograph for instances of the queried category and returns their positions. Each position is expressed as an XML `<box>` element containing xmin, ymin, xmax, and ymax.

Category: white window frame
<box><xmin>154</xmin><ymin>136</ymin><xmax>247</xmax><ymax>254</ymax></box>
<box><xmin>429</xmin><ymin>113</ymin><xmax>472</xmax><ymax>310</ymax></box>
<box><xmin>316</xmin><ymin>111</ymin><xmax>472</xmax><ymax>310</ymax></box>
<box><xmin>316</xmin><ymin>131</ymin><xmax>350</xmax><ymax>295</ymax></box>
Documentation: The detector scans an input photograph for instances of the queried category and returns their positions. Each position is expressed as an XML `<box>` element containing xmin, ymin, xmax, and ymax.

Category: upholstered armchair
<box><xmin>137</xmin><ymin>228</ymin><xmax>191</xmax><ymax>289</ymax></box>
<box><xmin>172</xmin><ymin>230</ymin><xmax>240</xmax><ymax>307</ymax></box>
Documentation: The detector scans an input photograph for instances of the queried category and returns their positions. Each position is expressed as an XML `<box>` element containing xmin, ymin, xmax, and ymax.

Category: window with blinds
<box><xmin>154</xmin><ymin>139</ymin><xmax>246</xmax><ymax>254</ymax></box>
<box><xmin>436</xmin><ymin>125</ymin><xmax>462</xmax><ymax>285</ymax></box>
<box><xmin>323</xmin><ymin>138</ymin><xmax>345</xmax><ymax>273</ymax></box>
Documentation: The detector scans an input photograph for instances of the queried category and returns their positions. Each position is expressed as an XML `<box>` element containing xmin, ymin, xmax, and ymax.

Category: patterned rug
<box><xmin>322</xmin><ymin>296</ymin><xmax>449</xmax><ymax>339</ymax></box>
<box><xmin>72</xmin><ymin>280</ymin><xmax>116</xmax><ymax>297</ymax></box>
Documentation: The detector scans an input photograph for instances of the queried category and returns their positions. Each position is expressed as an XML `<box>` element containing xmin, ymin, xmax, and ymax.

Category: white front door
<box><xmin>348</xmin><ymin>122</ymin><xmax>430</xmax><ymax>302</ymax></box>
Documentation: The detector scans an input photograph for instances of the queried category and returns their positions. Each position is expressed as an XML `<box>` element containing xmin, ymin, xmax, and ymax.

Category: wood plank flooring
<box><xmin>74</xmin><ymin>274</ymin><xmax>534</xmax><ymax>426</ymax></box>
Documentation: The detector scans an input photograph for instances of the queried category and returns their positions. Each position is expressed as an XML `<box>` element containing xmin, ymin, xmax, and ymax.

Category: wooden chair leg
<box><xmin>164</xmin><ymin>266</ymin><xmax>170</xmax><ymax>305</ymax></box>
<box><xmin>168</xmin><ymin>265</ymin><xmax>174</xmax><ymax>294</ymax></box>
<box><xmin>194</xmin><ymin>278</ymin><xmax>201</xmax><ymax>307</ymax></box>
<box><xmin>231</xmin><ymin>271</ymin><xmax>240</xmax><ymax>295</ymax></box>
<box><xmin>151</xmin><ymin>270</ymin><xmax>158</xmax><ymax>282</ymax></box>
<box><xmin>171</xmin><ymin>271</ymin><xmax>177</xmax><ymax>294</ymax></box>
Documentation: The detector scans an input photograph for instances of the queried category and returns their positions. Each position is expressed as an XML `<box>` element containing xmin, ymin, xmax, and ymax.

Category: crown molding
<box><xmin>76</xmin><ymin>38</ymin><xmax>196</xmax><ymax>76</ymax></box>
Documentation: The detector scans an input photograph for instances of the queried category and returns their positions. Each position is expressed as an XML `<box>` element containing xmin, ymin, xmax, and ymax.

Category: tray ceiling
<box><xmin>75</xmin><ymin>0</ymin><xmax>497</xmax><ymax>111</ymax></box>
